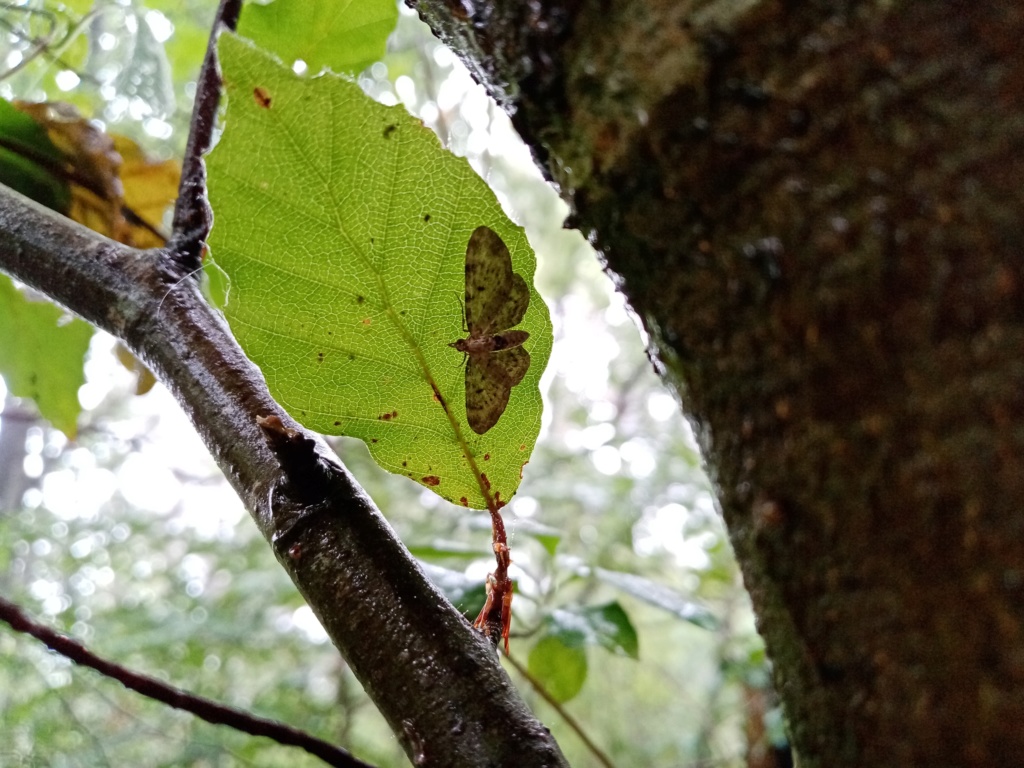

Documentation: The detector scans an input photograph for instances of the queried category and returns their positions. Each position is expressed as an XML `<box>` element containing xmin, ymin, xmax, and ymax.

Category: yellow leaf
<box><xmin>13</xmin><ymin>101</ymin><xmax>179</xmax><ymax>247</ymax></box>
<box><xmin>114</xmin><ymin>342</ymin><xmax>157</xmax><ymax>395</ymax></box>
<box><xmin>114</xmin><ymin>135</ymin><xmax>180</xmax><ymax>249</ymax></box>
<box><xmin>15</xmin><ymin>100</ymin><xmax>126</xmax><ymax>238</ymax></box>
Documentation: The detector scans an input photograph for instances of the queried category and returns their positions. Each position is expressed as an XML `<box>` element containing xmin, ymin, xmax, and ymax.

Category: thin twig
<box><xmin>504</xmin><ymin>652</ymin><xmax>617</xmax><ymax>768</ymax></box>
<box><xmin>0</xmin><ymin>3</ymin><xmax>57</xmax><ymax>82</ymax></box>
<box><xmin>0</xmin><ymin>595</ymin><xmax>376</xmax><ymax>768</ymax></box>
<box><xmin>0</xmin><ymin>4</ymin><xmax>103</xmax><ymax>86</ymax></box>
<box><xmin>169</xmin><ymin>0</ymin><xmax>243</xmax><ymax>269</ymax></box>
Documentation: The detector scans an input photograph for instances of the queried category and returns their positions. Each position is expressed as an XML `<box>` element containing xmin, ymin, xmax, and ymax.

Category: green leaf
<box><xmin>532</xmin><ymin>532</ymin><xmax>560</xmax><ymax>557</ymax></box>
<box><xmin>0</xmin><ymin>99</ymin><xmax>71</xmax><ymax>213</ymax></box>
<box><xmin>511</xmin><ymin>518</ymin><xmax>561</xmax><ymax>556</ymax></box>
<box><xmin>237</xmin><ymin>0</ymin><xmax>398</xmax><ymax>75</ymax></box>
<box><xmin>592</xmin><ymin>567</ymin><xmax>718</xmax><ymax>630</ymax></box>
<box><xmin>207</xmin><ymin>34</ymin><xmax>551</xmax><ymax>509</ymax></box>
<box><xmin>0</xmin><ymin>277</ymin><xmax>93</xmax><ymax>436</ymax></box>
<box><xmin>545</xmin><ymin>601</ymin><xmax>639</xmax><ymax>660</ymax></box>
<box><xmin>528</xmin><ymin>634</ymin><xmax>588</xmax><ymax>704</ymax></box>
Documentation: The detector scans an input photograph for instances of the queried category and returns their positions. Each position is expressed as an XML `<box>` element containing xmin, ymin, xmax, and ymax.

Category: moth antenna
<box><xmin>155</xmin><ymin>265</ymin><xmax>205</xmax><ymax>316</ymax></box>
<box><xmin>450</xmin><ymin>290</ymin><xmax>468</xmax><ymax>333</ymax></box>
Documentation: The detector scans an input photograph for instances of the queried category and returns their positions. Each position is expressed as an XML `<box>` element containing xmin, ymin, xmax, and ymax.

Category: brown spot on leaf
<box><xmin>383</xmin><ymin>123</ymin><xmax>396</xmax><ymax>138</ymax></box>
<box><xmin>356</xmin><ymin>295</ymin><xmax>365</xmax><ymax>304</ymax></box>
<box><xmin>253</xmin><ymin>87</ymin><xmax>272</xmax><ymax>108</ymax></box>
<box><xmin>423</xmin><ymin>213</ymin><xmax>431</xmax><ymax>222</ymax></box>
<box><xmin>480</xmin><ymin>473</ymin><xmax>491</xmax><ymax>491</ymax></box>
<box><xmin>422</xmin><ymin>475</ymin><xmax>441</xmax><ymax>487</ymax></box>
<box><xmin>371</xmin><ymin>438</ymin><xmax>379</xmax><ymax>443</ymax></box>
<box><xmin>379</xmin><ymin>412</ymin><xmax>393</xmax><ymax>421</ymax></box>
<box><xmin>459</xmin><ymin>497</ymin><xmax>469</xmax><ymax>507</ymax></box>
<box><xmin>520</xmin><ymin>461</ymin><xmax>528</xmax><ymax>479</ymax></box>
<box><xmin>361</xmin><ymin>317</ymin><xmax>372</xmax><ymax>326</ymax></box>
<box><xmin>483</xmin><ymin>453</ymin><xmax>491</xmax><ymax>461</ymax></box>
<box><xmin>317</xmin><ymin>351</ymin><xmax>324</xmax><ymax>362</ymax></box>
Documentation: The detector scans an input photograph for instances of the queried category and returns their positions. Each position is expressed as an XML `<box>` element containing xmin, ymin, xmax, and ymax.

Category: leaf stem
<box><xmin>423</xmin><ymin>357</ymin><xmax>514</xmax><ymax>651</ymax></box>
<box><xmin>504</xmin><ymin>653</ymin><xmax>617</xmax><ymax>768</ymax></box>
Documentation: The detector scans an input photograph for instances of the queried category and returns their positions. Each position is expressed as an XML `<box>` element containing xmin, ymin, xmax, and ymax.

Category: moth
<box><xmin>449</xmin><ymin>226</ymin><xmax>531</xmax><ymax>434</ymax></box>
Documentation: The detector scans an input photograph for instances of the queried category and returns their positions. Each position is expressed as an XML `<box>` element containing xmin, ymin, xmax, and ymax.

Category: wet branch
<box><xmin>0</xmin><ymin>177</ymin><xmax>567</xmax><ymax>768</ymax></box>
<box><xmin>169</xmin><ymin>0</ymin><xmax>243</xmax><ymax>270</ymax></box>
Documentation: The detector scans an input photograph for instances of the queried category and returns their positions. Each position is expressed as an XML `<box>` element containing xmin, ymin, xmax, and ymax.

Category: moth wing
<box><xmin>464</xmin><ymin>347</ymin><xmax>531</xmax><ymax>434</ymax></box>
<box><xmin>489</xmin><ymin>273</ymin><xmax>530</xmax><ymax>334</ymax></box>
<box><xmin>494</xmin><ymin>345</ymin><xmax>531</xmax><ymax>388</ymax></box>
<box><xmin>465</xmin><ymin>226</ymin><xmax>529</xmax><ymax>334</ymax></box>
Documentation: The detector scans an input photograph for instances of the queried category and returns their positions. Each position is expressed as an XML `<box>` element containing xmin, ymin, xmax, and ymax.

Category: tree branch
<box><xmin>169</xmin><ymin>0</ymin><xmax>243</xmax><ymax>270</ymax></box>
<box><xmin>0</xmin><ymin>596</ymin><xmax>373</xmax><ymax>768</ymax></box>
<box><xmin>413</xmin><ymin>1</ymin><xmax>1024</xmax><ymax>764</ymax></box>
<box><xmin>0</xmin><ymin>185</ymin><xmax>567</xmax><ymax>767</ymax></box>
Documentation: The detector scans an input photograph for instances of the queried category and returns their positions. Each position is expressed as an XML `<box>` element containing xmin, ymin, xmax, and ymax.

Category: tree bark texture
<box><xmin>418</xmin><ymin>1</ymin><xmax>1024</xmax><ymax>765</ymax></box>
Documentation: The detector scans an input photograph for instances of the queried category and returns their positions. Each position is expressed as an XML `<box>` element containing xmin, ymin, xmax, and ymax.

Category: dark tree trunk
<box><xmin>418</xmin><ymin>1</ymin><xmax>1024</xmax><ymax>764</ymax></box>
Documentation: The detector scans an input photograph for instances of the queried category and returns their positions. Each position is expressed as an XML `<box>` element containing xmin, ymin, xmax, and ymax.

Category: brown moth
<box><xmin>449</xmin><ymin>226</ymin><xmax>531</xmax><ymax>434</ymax></box>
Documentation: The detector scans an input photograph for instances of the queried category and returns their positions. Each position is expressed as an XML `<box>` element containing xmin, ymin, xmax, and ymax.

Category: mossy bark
<box><xmin>419</xmin><ymin>1</ymin><xmax>1024</xmax><ymax>764</ymax></box>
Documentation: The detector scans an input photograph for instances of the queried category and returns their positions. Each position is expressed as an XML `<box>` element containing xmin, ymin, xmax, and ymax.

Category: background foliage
<box><xmin>0</xmin><ymin>2</ymin><xmax>775</xmax><ymax>766</ymax></box>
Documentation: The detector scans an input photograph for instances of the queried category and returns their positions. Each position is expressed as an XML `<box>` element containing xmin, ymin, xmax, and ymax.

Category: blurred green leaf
<box><xmin>237</xmin><ymin>0</ymin><xmax>398</xmax><ymax>75</ymax></box>
<box><xmin>586</xmin><ymin>602</ymin><xmax>639</xmax><ymax>659</ymax></box>
<box><xmin>207</xmin><ymin>34</ymin><xmax>552</xmax><ymax>509</ymax></box>
<box><xmin>0</xmin><ymin>276</ymin><xmax>92</xmax><ymax>436</ymax></box>
<box><xmin>512</xmin><ymin>518</ymin><xmax>561</xmax><ymax>556</ymax></box>
<box><xmin>532</xmin><ymin>533</ymin><xmax>560</xmax><ymax>557</ymax></box>
<box><xmin>592</xmin><ymin>567</ymin><xmax>718</xmax><ymax>630</ymax></box>
<box><xmin>0</xmin><ymin>98</ymin><xmax>71</xmax><ymax>213</ymax></box>
<box><xmin>528</xmin><ymin>634</ymin><xmax>588</xmax><ymax>704</ymax></box>
<box><xmin>407</xmin><ymin>539</ymin><xmax>482</xmax><ymax>561</ymax></box>
<box><xmin>545</xmin><ymin>601</ymin><xmax>639</xmax><ymax>660</ymax></box>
